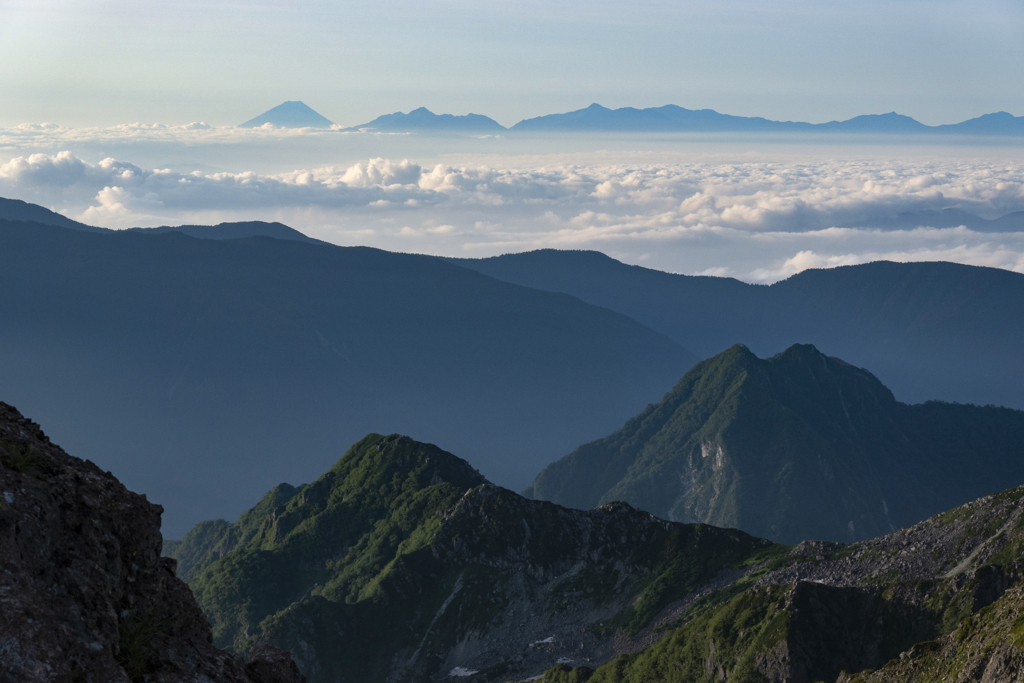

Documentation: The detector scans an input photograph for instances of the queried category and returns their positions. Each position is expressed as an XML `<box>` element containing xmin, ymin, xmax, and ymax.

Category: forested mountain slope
<box><xmin>526</xmin><ymin>344</ymin><xmax>1024</xmax><ymax>544</ymax></box>
<box><xmin>172</xmin><ymin>432</ymin><xmax>1024</xmax><ymax>683</ymax></box>
<box><xmin>169</xmin><ymin>434</ymin><xmax>778</xmax><ymax>683</ymax></box>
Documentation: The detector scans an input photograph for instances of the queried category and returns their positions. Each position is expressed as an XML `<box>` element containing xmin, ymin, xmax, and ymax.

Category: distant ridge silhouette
<box><xmin>237</xmin><ymin>102</ymin><xmax>1023</xmax><ymax>135</ymax></box>
<box><xmin>343</xmin><ymin>107</ymin><xmax>505</xmax><ymax>132</ymax></box>
<box><xmin>0</xmin><ymin>197</ymin><xmax>322</xmax><ymax>242</ymax></box>
<box><xmin>451</xmin><ymin>252</ymin><xmax>1024</xmax><ymax>411</ymax></box>
<box><xmin>239</xmin><ymin>101</ymin><xmax>334</xmax><ymax>128</ymax></box>
<box><xmin>510</xmin><ymin>103</ymin><xmax>1024</xmax><ymax>134</ymax></box>
<box><xmin>935</xmin><ymin>111</ymin><xmax>1024</xmax><ymax>135</ymax></box>
<box><xmin>0</xmin><ymin>197</ymin><xmax>102</xmax><ymax>232</ymax></box>
<box><xmin>126</xmin><ymin>221</ymin><xmax>320</xmax><ymax>243</ymax></box>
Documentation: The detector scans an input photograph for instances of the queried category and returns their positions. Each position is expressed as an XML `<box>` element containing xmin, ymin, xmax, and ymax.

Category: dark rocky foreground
<box><xmin>0</xmin><ymin>402</ymin><xmax>304</xmax><ymax>683</ymax></box>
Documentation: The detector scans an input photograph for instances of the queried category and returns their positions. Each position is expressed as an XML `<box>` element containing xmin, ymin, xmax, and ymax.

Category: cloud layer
<box><xmin>0</xmin><ymin>122</ymin><xmax>391</xmax><ymax>148</ymax></box>
<box><xmin>2</xmin><ymin>150</ymin><xmax>1023</xmax><ymax>282</ymax></box>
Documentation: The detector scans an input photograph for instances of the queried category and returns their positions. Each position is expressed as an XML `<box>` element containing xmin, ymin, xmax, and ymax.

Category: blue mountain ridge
<box><xmin>341</xmin><ymin>106</ymin><xmax>506</xmax><ymax>132</ymax></box>
<box><xmin>240</xmin><ymin>101</ymin><xmax>1024</xmax><ymax>134</ymax></box>
<box><xmin>0</xmin><ymin>206</ymin><xmax>694</xmax><ymax>536</ymax></box>
<box><xmin>0</xmin><ymin>198</ymin><xmax>320</xmax><ymax>242</ymax></box>
<box><xmin>510</xmin><ymin>103</ymin><xmax>1024</xmax><ymax>134</ymax></box>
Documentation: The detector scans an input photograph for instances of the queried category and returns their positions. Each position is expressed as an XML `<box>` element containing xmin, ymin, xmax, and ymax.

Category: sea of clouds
<box><xmin>0</xmin><ymin>121</ymin><xmax>368</xmax><ymax>145</ymax></box>
<box><xmin>1</xmin><ymin>124</ymin><xmax>1022</xmax><ymax>282</ymax></box>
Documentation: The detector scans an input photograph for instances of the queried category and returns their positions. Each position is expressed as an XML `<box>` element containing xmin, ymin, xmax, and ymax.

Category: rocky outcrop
<box><xmin>0</xmin><ymin>402</ymin><xmax>304</xmax><ymax>683</ymax></box>
<box><xmin>540</xmin><ymin>485</ymin><xmax>1024</xmax><ymax>683</ymax></box>
<box><xmin>837</xmin><ymin>581</ymin><xmax>1024</xmax><ymax>683</ymax></box>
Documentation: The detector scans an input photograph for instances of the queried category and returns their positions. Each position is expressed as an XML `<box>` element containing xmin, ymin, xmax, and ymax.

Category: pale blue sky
<box><xmin>1</xmin><ymin>0</ymin><xmax>1022</xmax><ymax>127</ymax></box>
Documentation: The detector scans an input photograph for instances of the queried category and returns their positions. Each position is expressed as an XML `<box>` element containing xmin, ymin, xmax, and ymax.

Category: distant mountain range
<box><xmin>241</xmin><ymin>101</ymin><xmax>1024</xmax><ymax>134</ymax></box>
<box><xmin>866</xmin><ymin>207</ymin><xmax>1024</xmax><ymax>232</ymax></box>
<box><xmin>452</xmin><ymin>250</ymin><xmax>1024</xmax><ymax>412</ymax></box>
<box><xmin>0</xmin><ymin>209</ymin><xmax>691</xmax><ymax>536</ymax></box>
<box><xmin>340</xmin><ymin>106</ymin><xmax>505</xmax><ymax>133</ymax></box>
<box><xmin>511</xmin><ymin>104</ymin><xmax>945</xmax><ymax>134</ymax></box>
<box><xmin>525</xmin><ymin>343</ymin><xmax>1024</xmax><ymax>544</ymax></box>
<box><xmin>5</xmin><ymin>195</ymin><xmax>1024</xmax><ymax>536</ymax></box>
<box><xmin>508</xmin><ymin>104</ymin><xmax>1024</xmax><ymax>134</ymax></box>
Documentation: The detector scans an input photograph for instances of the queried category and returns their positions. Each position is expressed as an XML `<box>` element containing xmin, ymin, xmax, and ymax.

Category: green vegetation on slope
<box><xmin>189</xmin><ymin>434</ymin><xmax>486</xmax><ymax>653</ymax></box>
<box><xmin>178</xmin><ymin>427</ymin><xmax>1024</xmax><ymax>683</ymax></box>
<box><xmin>841</xmin><ymin>580</ymin><xmax>1024</xmax><ymax>683</ymax></box>
<box><xmin>541</xmin><ymin>485</ymin><xmax>1024</xmax><ymax>683</ymax></box>
<box><xmin>544</xmin><ymin>585</ymin><xmax>792</xmax><ymax>683</ymax></box>
<box><xmin>167</xmin><ymin>483</ymin><xmax>300</xmax><ymax>581</ymax></box>
<box><xmin>178</xmin><ymin>433</ymin><xmax>781</xmax><ymax>683</ymax></box>
<box><xmin>526</xmin><ymin>343</ymin><xmax>1024</xmax><ymax>544</ymax></box>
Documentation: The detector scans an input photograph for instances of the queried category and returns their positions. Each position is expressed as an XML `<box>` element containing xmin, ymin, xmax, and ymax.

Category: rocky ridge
<box><xmin>168</xmin><ymin>431</ymin><xmax>1024</xmax><ymax>683</ymax></box>
<box><xmin>0</xmin><ymin>401</ymin><xmax>304</xmax><ymax>683</ymax></box>
<box><xmin>170</xmin><ymin>435</ymin><xmax>784</xmax><ymax>683</ymax></box>
<box><xmin>839</xmin><ymin>580</ymin><xmax>1024</xmax><ymax>683</ymax></box>
<box><xmin>540</xmin><ymin>485</ymin><xmax>1024</xmax><ymax>682</ymax></box>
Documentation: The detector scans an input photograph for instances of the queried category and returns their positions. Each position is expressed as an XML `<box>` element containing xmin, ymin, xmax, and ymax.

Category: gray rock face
<box><xmin>0</xmin><ymin>402</ymin><xmax>304</xmax><ymax>683</ymax></box>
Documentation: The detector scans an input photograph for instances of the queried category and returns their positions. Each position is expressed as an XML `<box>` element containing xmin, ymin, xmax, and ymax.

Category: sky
<box><xmin>1</xmin><ymin>0</ymin><xmax>1023</xmax><ymax>282</ymax></box>
<box><xmin>1</xmin><ymin>0</ymin><xmax>1022</xmax><ymax>127</ymax></box>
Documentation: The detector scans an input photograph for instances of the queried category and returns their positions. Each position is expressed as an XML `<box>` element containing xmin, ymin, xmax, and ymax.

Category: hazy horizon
<box><xmin>2</xmin><ymin>0</ymin><xmax>1022</xmax><ymax>282</ymax></box>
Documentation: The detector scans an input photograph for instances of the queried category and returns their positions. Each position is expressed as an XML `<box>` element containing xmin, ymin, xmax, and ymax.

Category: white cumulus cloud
<box><xmin>2</xmin><ymin>150</ymin><xmax>1023</xmax><ymax>281</ymax></box>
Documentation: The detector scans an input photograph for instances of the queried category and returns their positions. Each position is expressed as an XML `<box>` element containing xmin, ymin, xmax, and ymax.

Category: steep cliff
<box><xmin>541</xmin><ymin>485</ymin><xmax>1024</xmax><ymax>683</ymax></box>
<box><xmin>0</xmin><ymin>402</ymin><xmax>304</xmax><ymax>683</ymax></box>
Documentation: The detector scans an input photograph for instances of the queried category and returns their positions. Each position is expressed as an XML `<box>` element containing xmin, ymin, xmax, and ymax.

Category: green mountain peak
<box><xmin>167</xmin><ymin>428</ymin><xmax>1024</xmax><ymax>683</ymax></box>
<box><xmin>168</xmin><ymin>433</ymin><xmax>780</xmax><ymax>682</ymax></box>
<box><xmin>525</xmin><ymin>343</ymin><xmax>1024</xmax><ymax>544</ymax></box>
